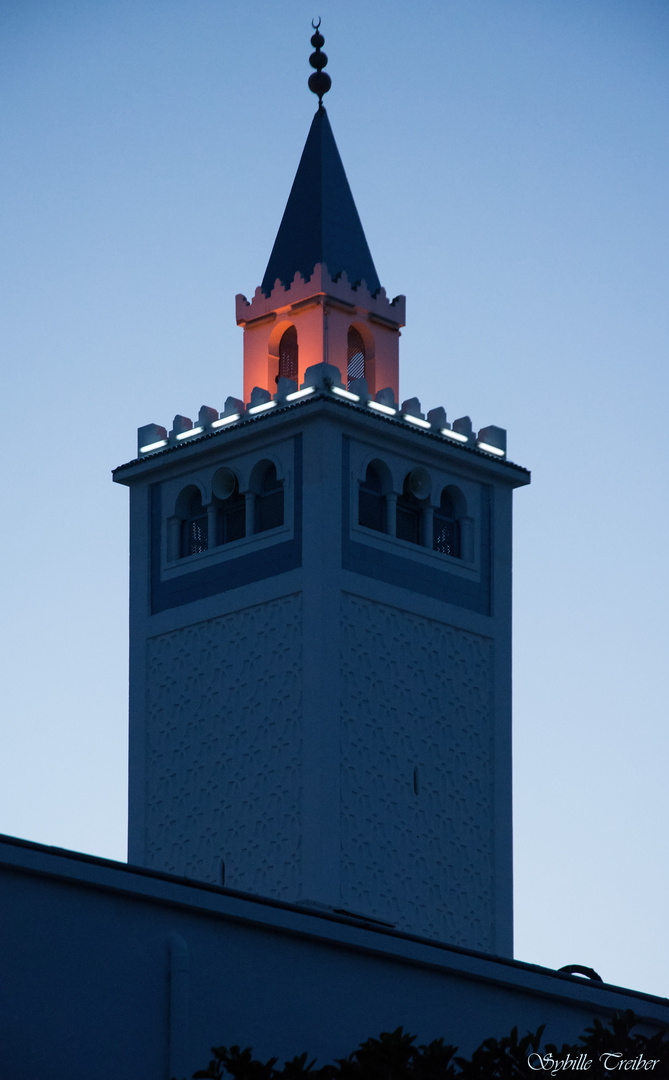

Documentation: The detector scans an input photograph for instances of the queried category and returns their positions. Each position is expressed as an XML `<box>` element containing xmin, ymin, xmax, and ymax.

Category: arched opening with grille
<box><xmin>347</xmin><ymin>326</ymin><xmax>366</xmax><ymax>387</ymax></box>
<box><xmin>180</xmin><ymin>488</ymin><xmax>208</xmax><ymax>557</ymax></box>
<box><xmin>433</xmin><ymin>487</ymin><xmax>464</xmax><ymax>558</ymax></box>
<box><xmin>396</xmin><ymin>474</ymin><xmax>424</xmax><ymax>546</ymax></box>
<box><xmin>278</xmin><ymin>325</ymin><xmax>299</xmax><ymax>383</ymax></box>
<box><xmin>215</xmin><ymin>474</ymin><xmax>246</xmax><ymax>546</ymax></box>
<box><xmin>358</xmin><ymin>463</ymin><xmax>386</xmax><ymax>532</ymax></box>
<box><xmin>255</xmin><ymin>462</ymin><xmax>284</xmax><ymax>533</ymax></box>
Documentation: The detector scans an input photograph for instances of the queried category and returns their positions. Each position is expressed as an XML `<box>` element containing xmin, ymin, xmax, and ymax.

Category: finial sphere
<box><xmin>308</xmin><ymin>71</ymin><xmax>332</xmax><ymax>100</ymax></box>
<box><xmin>309</xmin><ymin>49</ymin><xmax>328</xmax><ymax>70</ymax></box>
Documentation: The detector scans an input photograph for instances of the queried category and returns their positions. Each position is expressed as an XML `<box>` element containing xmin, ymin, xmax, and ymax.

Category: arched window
<box><xmin>433</xmin><ymin>488</ymin><xmax>462</xmax><ymax>558</ymax></box>
<box><xmin>358</xmin><ymin>464</ymin><xmax>385</xmax><ymax>532</ymax></box>
<box><xmin>181</xmin><ymin>489</ymin><xmax>208</xmax><ymax>557</ymax></box>
<box><xmin>255</xmin><ymin>463</ymin><xmax>284</xmax><ymax>533</ymax></box>
<box><xmin>278</xmin><ymin>326</ymin><xmax>298</xmax><ymax>382</ymax></box>
<box><xmin>396</xmin><ymin>475</ymin><xmax>423</xmax><ymax>545</ymax></box>
<box><xmin>216</xmin><ymin>476</ymin><xmax>246</xmax><ymax>546</ymax></box>
<box><xmin>347</xmin><ymin>326</ymin><xmax>365</xmax><ymax>387</ymax></box>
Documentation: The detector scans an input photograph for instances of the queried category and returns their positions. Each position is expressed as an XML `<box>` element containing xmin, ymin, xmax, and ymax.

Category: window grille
<box><xmin>396</xmin><ymin>501</ymin><xmax>420</xmax><ymax>544</ymax></box>
<box><xmin>278</xmin><ymin>326</ymin><xmax>299</xmax><ymax>382</ymax></box>
<box><xmin>181</xmin><ymin>490</ymin><xmax>208</xmax><ymax>557</ymax></box>
<box><xmin>396</xmin><ymin>481</ymin><xmax>422</xmax><ymax>545</ymax></box>
<box><xmin>217</xmin><ymin>486</ymin><xmax>246</xmax><ymax>545</ymax></box>
<box><xmin>433</xmin><ymin>490</ymin><xmax>461</xmax><ymax>558</ymax></box>
<box><xmin>358</xmin><ymin>464</ymin><xmax>385</xmax><ymax>532</ymax></box>
<box><xmin>347</xmin><ymin>327</ymin><xmax>365</xmax><ymax>387</ymax></box>
<box><xmin>255</xmin><ymin>464</ymin><xmax>284</xmax><ymax>533</ymax></box>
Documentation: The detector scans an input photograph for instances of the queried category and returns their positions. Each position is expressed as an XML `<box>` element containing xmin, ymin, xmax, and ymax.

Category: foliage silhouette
<box><xmin>545</xmin><ymin>1009</ymin><xmax>669</xmax><ymax>1079</ymax></box>
<box><xmin>182</xmin><ymin>1011</ymin><xmax>669</xmax><ymax>1080</ymax></box>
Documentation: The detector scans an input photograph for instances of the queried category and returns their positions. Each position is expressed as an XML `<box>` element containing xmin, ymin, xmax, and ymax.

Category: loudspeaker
<box><xmin>212</xmin><ymin>467</ymin><xmax>237</xmax><ymax>500</ymax></box>
<box><xmin>408</xmin><ymin>467</ymin><xmax>431</xmax><ymax>500</ymax></box>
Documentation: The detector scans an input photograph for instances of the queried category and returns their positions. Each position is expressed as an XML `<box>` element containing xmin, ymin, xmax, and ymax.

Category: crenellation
<box><xmin>348</xmin><ymin>377</ymin><xmax>370</xmax><ymax>399</ymax></box>
<box><xmin>453</xmin><ymin>416</ymin><xmax>473</xmax><ymax>438</ymax></box>
<box><xmin>249</xmin><ymin>386</ymin><xmax>272</xmax><ymax>408</ymax></box>
<box><xmin>133</xmin><ymin>363</ymin><xmax>510</xmax><ymax>463</ymax></box>
<box><xmin>222</xmin><ymin>395</ymin><xmax>245</xmax><ymax>418</ymax></box>
<box><xmin>273</xmin><ymin>377</ymin><xmax>299</xmax><ymax>402</ymax></box>
<box><xmin>137</xmin><ymin>422</ymin><xmax>168</xmax><ymax>457</ymax></box>
<box><xmin>198</xmin><ymin>406</ymin><xmax>219</xmax><ymax>426</ymax></box>
<box><xmin>375</xmin><ymin>386</ymin><xmax>397</xmax><ymax>409</ymax></box>
<box><xmin>401</xmin><ymin>397</ymin><xmax>425</xmax><ymax>419</ymax></box>
<box><xmin>301</xmin><ymin>361</ymin><xmax>344</xmax><ymax>391</ymax></box>
<box><xmin>477</xmin><ymin>425</ymin><xmax>507</xmax><ymax>457</ymax></box>
<box><xmin>236</xmin><ymin>263</ymin><xmax>406</xmax><ymax>328</ymax></box>
<box><xmin>427</xmin><ymin>406</ymin><xmax>447</xmax><ymax>428</ymax></box>
<box><xmin>169</xmin><ymin>415</ymin><xmax>193</xmax><ymax>439</ymax></box>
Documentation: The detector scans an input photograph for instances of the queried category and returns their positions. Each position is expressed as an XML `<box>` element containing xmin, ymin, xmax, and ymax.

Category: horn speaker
<box><xmin>212</xmin><ymin>467</ymin><xmax>236</xmax><ymax>500</ymax></box>
<box><xmin>408</xmin><ymin>467</ymin><xmax>431</xmax><ymax>500</ymax></box>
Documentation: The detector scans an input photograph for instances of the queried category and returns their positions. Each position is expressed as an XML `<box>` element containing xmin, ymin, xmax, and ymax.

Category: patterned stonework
<box><xmin>144</xmin><ymin>595</ymin><xmax>302</xmax><ymax>896</ymax></box>
<box><xmin>340</xmin><ymin>595</ymin><xmax>495</xmax><ymax>950</ymax></box>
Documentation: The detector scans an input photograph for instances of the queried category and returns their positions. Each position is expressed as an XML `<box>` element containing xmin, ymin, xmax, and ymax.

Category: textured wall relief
<box><xmin>340</xmin><ymin>594</ymin><xmax>495</xmax><ymax>951</ymax></box>
<box><xmin>145</xmin><ymin>595</ymin><xmax>302</xmax><ymax>898</ymax></box>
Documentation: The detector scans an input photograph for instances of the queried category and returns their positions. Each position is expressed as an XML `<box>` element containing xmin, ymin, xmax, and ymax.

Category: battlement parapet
<box><xmin>131</xmin><ymin>363</ymin><xmax>514</xmax><ymax>468</ymax></box>
<box><xmin>236</xmin><ymin>263</ymin><xmax>406</xmax><ymax>328</ymax></box>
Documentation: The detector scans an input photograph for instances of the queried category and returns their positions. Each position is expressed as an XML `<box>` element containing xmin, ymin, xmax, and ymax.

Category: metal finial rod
<box><xmin>308</xmin><ymin>18</ymin><xmax>331</xmax><ymax>107</ymax></box>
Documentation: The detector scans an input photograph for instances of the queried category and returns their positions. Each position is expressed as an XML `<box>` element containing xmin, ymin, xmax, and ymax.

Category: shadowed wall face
<box><xmin>121</xmin><ymin>399</ymin><xmax>522</xmax><ymax>956</ymax></box>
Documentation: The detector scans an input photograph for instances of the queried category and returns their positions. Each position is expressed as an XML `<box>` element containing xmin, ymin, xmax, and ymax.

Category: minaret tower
<box><xmin>113</xmin><ymin>27</ymin><xmax>529</xmax><ymax>957</ymax></box>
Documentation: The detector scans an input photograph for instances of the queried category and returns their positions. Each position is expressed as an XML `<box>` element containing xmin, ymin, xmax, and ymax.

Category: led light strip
<box><xmin>368</xmin><ymin>400</ymin><xmax>397</xmax><ymax>416</ymax></box>
<box><xmin>331</xmin><ymin>385</ymin><xmax>360</xmax><ymax>402</ymax></box>
<box><xmin>403</xmin><ymin>413</ymin><xmax>431</xmax><ymax>429</ymax></box>
<box><xmin>175</xmin><ymin>426</ymin><xmax>204</xmax><ymax>440</ymax></box>
<box><xmin>211</xmin><ymin>413</ymin><xmax>240</xmax><ymax>429</ymax></box>
<box><xmin>285</xmin><ymin>386</ymin><xmax>316</xmax><ymax>401</ymax></box>
<box><xmin>139</xmin><ymin>439</ymin><xmax>168</xmax><ymax>454</ymax></box>
<box><xmin>477</xmin><ymin>441</ymin><xmax>505</xmax><ymax>457</ymax></box>
<box><xmin>141</xmin><ymin>393</ymin><xmax>506</xmax><ymax>465</ymax></box>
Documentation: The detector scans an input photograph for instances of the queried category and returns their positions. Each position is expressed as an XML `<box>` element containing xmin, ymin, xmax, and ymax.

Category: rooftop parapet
<box><xmin>236</xmin><ymin>263</ymin><xmax>406</xmax><ymax>328</ymax></box>
<box><xmin>131</xmin><ymin>363</ymin><xmax>515</xmax><ymax>470</ymax></box>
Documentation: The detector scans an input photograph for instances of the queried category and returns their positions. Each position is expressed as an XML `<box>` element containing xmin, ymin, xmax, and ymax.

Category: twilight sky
<box><xmin>2</xmin><ymin>0</ymin><xmax>668</xmax><ymax>1000</ymax></box>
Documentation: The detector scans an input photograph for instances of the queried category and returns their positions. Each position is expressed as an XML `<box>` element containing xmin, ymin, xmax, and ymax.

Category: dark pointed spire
<box><xmin>261</xmin><ymin>108</ymin><xmax>381</xmax><ymax>297</ymax></box>
<box><xmin>260</xmin><ymin>26</ymin><xmax>380</xmax><ymax>297</ymax></box>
